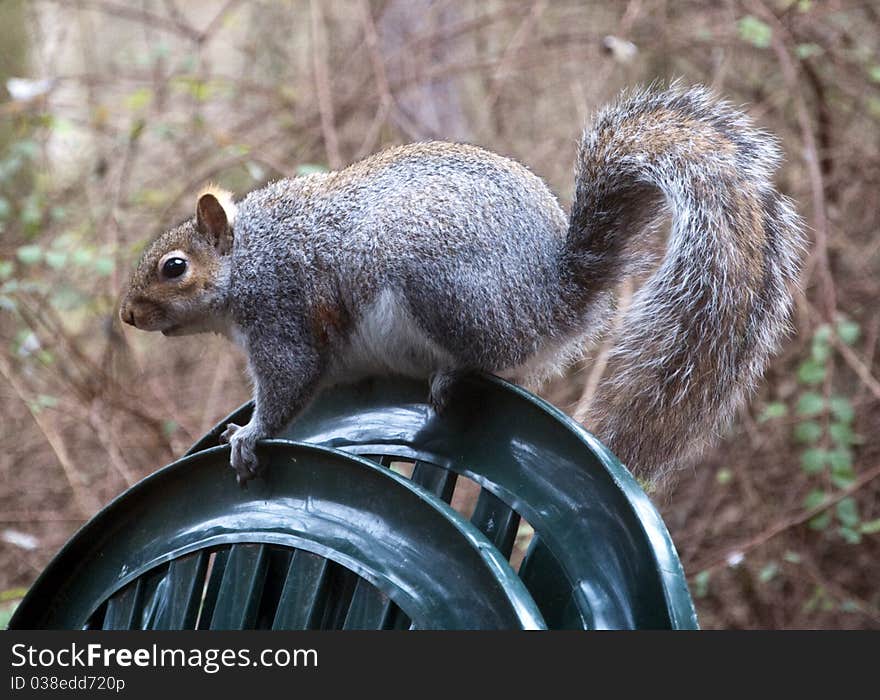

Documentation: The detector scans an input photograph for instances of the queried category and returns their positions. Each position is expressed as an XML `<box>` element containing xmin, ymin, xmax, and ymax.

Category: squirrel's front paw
<box><xmin>223</xmin><ymin>422</ymin><xmax>261</xmax><ymax>487</ymax></box>
<box><xmin>220</xmin><ymin>422</ymin><xmax>242</xmax><ymax>444</ymax></box>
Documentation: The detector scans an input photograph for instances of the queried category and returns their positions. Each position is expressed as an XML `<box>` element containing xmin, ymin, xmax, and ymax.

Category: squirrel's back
<box><xmin>232</xmin><ymin>141</ymin><xmax>583</xmax><ymax>376</ymax></box>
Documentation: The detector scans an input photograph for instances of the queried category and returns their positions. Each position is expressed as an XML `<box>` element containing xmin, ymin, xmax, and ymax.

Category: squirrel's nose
<box><xmin>120</xmin><ymin>305</ymin><xmax>137</xmax><ymax>328</ymax></box>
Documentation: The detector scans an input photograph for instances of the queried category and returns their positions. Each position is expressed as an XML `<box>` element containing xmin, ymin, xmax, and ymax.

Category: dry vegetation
<box><xmin>1</xmin><ymin>0</ymin><xmax>878</xmax><ymax>629</ymax></box>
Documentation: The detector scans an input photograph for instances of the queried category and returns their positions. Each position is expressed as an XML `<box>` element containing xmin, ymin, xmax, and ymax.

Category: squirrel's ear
<box><xmin>196</xmin><ymin>187</ymin><xmax>236</xmax><ymax>254</ymax></box>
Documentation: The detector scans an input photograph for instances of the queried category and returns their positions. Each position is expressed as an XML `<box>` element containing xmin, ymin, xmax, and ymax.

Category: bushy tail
<box><xmin>565</xmin><ymin>84</ymin><xmax>804</xmax><ymax>487</ymax></box>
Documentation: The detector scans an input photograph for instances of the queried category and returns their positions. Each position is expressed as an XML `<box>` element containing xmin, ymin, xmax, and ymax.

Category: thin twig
<box><xmin>88</xmin><ymin>401</ymin><xmax>137</xmax><ymax>487</ymax></box>
<box><xmin>485</xmin><ymin>0</ymin><xmax>548</xmax><ymax>109</ymax></box>
<box><xmin>197</xmin><ymin>0</ymin><xmax>243</xmax><ymax>44</ymax></box>
<box><xmin>310</xmin><ymin>0</ymin><xmax>342</xmax><ymax>170</ymax></box>
<box><xmin>46</xmin><ymin>0</ymin><xmax>202</xmax><ymax>42</ymax></box>
<box><xmin>356</xmin><ymin>0</ymin><xmax>424</xmax><ymax>154</ymax></box>
<box><xmin>0</xmin><ymin>355</ymin><xmax>100</xmax><ymax>518</ymax></box>
<box><xmin>832</xmin><ymin>335</ymin><xmax>880</xmax><ymax>402</ymax></box>
<box><xmin>749</xmin><ymin>0</ymin><xmax>836</xmax><ymax>321</ymax></box>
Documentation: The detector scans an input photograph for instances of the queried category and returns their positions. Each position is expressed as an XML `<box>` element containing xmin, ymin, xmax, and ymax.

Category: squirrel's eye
<box><xmin>161</xmin><ymin>257</ymin><xmax>187</xmax><ymax>279</ymax></box>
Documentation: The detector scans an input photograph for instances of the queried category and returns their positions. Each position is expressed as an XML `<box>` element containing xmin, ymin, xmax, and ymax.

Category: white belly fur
<box><xmin>325</xmin><ymin>288</ymin><xmax>454</xmax><ymax>384</ymax></box>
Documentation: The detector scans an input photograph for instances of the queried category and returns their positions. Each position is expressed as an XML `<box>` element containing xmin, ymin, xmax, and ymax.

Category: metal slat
<box><xmin>151</xmin><ymin>551</ymin><xmax>209</xmax><ymax>630</ymax></box>
<box><xmin>518</xmin><ymin>535</ymin><xmax>588</xmax><ymax>630</ymax></box>
<box><xmin>411</xmin><ymin>461</ymin><xmax>457</xmax><ymax>502</ymax></box>
<box><xmin>386</xmin><ymin>605</ymin><xmax>412</xmax><ymax>630</ymax></box>
<box><xmin>470</xmin><ymin>489</ymin><xmax>521</xmax><ymax>559</ymax></box>
<box><xmin>319</xmin><ymin>564</ymin><xmax>359</xmax><ymax>629</ymax></box>
<box><xmin>136</xmin><ymin>569</ymin><xmax>166</xmax><ymax>630</ymax></box>
<box><xmin>272</xmin><ymin>550</ymin><xmax>330</xmax><ymax>630</ymax></box>
<box><xmin>342</xmin><ymin>579</ymin><xmax>393</xmax><ymax>630</ymax></box>
<box><xmin>101</xmin><ymin>579</ymin><xmax>144</xmax><ymax>630</ymax></box>
<box><xmin>196</xmin><ymin>548</ymin><xmax>230</xmax><ymax>629</ymax></box>
<box><xmin>254</xmin><ymin>548</ymin><xmax>294</xmax><ymax>629</ymax></box>
<box><xmin>209</xmin><ymin>545</ymin><xmax>269</xmax><ymax>630</ymax></box>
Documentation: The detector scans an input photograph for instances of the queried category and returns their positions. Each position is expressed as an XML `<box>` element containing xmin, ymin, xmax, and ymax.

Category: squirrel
<box><xmin>120</xmin><ymin>84</ymin><xmax>803</xmax><ymax>488</ymax></box>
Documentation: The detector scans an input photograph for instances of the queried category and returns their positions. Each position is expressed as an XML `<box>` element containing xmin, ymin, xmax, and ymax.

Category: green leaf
<box><xmin>171</xmin><ymin>75</ymin><xmax>215</xmax><ymax>101</ymax></box>
<box><xmin>793</xmin><ymin>420</ymin><xmax>823</xmax><ymax>444</ymax></box>
<box><xmin>716</xmin><ymin>468</ymin><xmax>732</xmax><ymax>485</ymax></box>
<box><xmin>803</xmin><ymin>585</ymin><xmax>832</xmax><ymax>613</ymax></box>
<box><xmin>48</xmin><ymin>116</ymin><xmax>74</xmax><ymax>135</ymax></box>
<box><xmin>813</xmin><ymin>324</ymin><xmax>831</xmax><ymax>344</ymax></box>
<box><xmin>859</xmin><ymin>519</ymin><xmax>880</xmax><ymax>535</ymax></box>
<box><xmin>870</xmin><ymin>65</ymin><xmax>880</xmax><ymax>83</ymax></box>
<box><xmin>93</xmin><ymin>258</ymin><xmax>115</xmax><ymax>276</ymax></box>
<box><xmin>795</xmin><ymin>43</ymin><xmax>822</xmax><ymax>59</ymax></box>
<box><xmin>71</xmin><ymin>249</ymin><xmax>93</xmax><ymax>266</ymax></box>
<box><xmin>759</xmin><ymin>401</ymin><xmax>787</xmax><ymax>421</ymax></box>
<box><xmin>808</xmin><ymin>511</ymin><xmax>831</xmax><ymax>531</ymax></box>
<box><xmin>838</xmin><ymin>526</ymin><xmax>862</xmax><ymax>545</ymax></box>
<box><xmin>797</xmin><ymin>359</ymin><xmax>826</xmax><ymax>385</ymax></box>
<box><xmin>20</xmin><ymin>195</ymin><xmax>42</xmax><ymax>230</ymax></box>
<box><xmin>803</xmin><ymin>489</ymin><xmax>827</xmax><ymax>510</ymax></box>
<box><xmin>828</xmin><ymin>396</ymin><xmax>854</xmax><ymax>424</ymax></box>
<box><xmin>16</xmin><ymin>245</ymin><xmax>42</xmax><ymax>265</ymax></box>
<box><xmin>827</xmin><ymin>447</ymin><xmax>853</xmax><ymax>474</ymax></box>
<box><xmin>162</xmin><ymin>420</ymin><xmax>177</xmax><ymax>437</ymax></box>
<box><xmin>693</xmin><ymin>570</ymin><xmax>711</xmax><ymax>598</ymax></box>
<box><xmin>783</xmin><ymin>550</ymin><xmax>802</xmax><ymax>564</ymax></box>
<box><xmin>800</xmin><ymin>448</ymin><xmax>827</xmax><ymax>474</ymax></box>
<box><xmin>124</xmin><ymin>87</ymin><xmax>153</xmax><ymax>111</ymax></box>
<box><xmin>738</xmin><ymin>15</ymin><xmax>772</xmax><ymax>48</ymax></box>
<box><xmin>810</xmin><ymin>339</ymin><xmax>830</xmax><ymax>362</ymax></box>
<box><xmin>0</xmin><ymin>260</ymin><xmax>13</xmax><ymax>279</ymax></box>
<box><xmin>36</xmin><ymin>394</ymin><xmax>58</xmax><ymax>409</ymax></box>
<box><xmin>803</xmin><ymin>586</ymin><xmax>821</xmax><ymax>613</ymax></box>
<box><xmin>796</xmin><ymin>392</ymin><xmax>824</xmax><ymax>416</ymax></box>
<box><xmin>0</xmin><ymin>602</ymin><xmax>17</xmax><ymax>630</ymax></box>
<box><xmin>836</xmin><ymin>318</ymin><xmax>860</xmax><ymax>346</ymax></box>
<box><xmin>246</xmin><ymin>161</ymin><xmax>265</xmax><ymax>182</ymax></box>
<box><xmin>829</xmin><ymin>422</ymin><xmax>856</xmax><ymax>446</ymax></box>
<box><xmin>44</xmin><ymin>250</ymin><xmax>67</xmax><ymax>269</ymax></box>
<box><xmin>758</xmin><ymin>562</ymin><xmax>779</xmax><ymax>583</ymax></box>
<box><xmin>835</xmin><ymin>497</ymin><xmax>859</xmax><ymax>528</ymax></box>
<box><xmin>296</xmin><ymin>163</ymin><xmax>329</xmax><ymax>176</ymax></box>
<box><xmin>49</xmin><ymin>287</ymin><xmax>85</xmax><ymax>311</ymax></box>
<box><xmin>831</xmin><ymin>472</ymin><xmax>856</xmax><ymax>490</ymax></box>
<box><xmin>0</xmin><ymin>587</ymin><xmax>27</xmax><ymax>602</ymax></box>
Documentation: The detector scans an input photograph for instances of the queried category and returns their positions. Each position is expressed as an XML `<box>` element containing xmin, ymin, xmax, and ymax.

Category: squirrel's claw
<box><xmin>224</xmin><ymin>422</ymin><xmax>261</xmax><ymax>488</ymax></box>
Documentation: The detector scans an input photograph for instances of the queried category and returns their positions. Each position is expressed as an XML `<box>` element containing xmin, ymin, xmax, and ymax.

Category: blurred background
<box><xmin>1</xmin><ymin>0</ymin><xmax>878</xmax><ymax>629</ymax></box>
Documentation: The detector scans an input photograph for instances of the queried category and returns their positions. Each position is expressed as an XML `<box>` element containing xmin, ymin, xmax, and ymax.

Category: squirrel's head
<box><xmin>120</xmin><ymin>187</ymin><xmax>236</xmax><ymax>336</ymax></box>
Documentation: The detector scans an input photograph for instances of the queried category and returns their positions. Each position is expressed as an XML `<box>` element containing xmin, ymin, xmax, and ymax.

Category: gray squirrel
<box><xmin>120</xmin><ymin>84</ymin><xmax>804</xmax><ymax>488</ymax></box>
